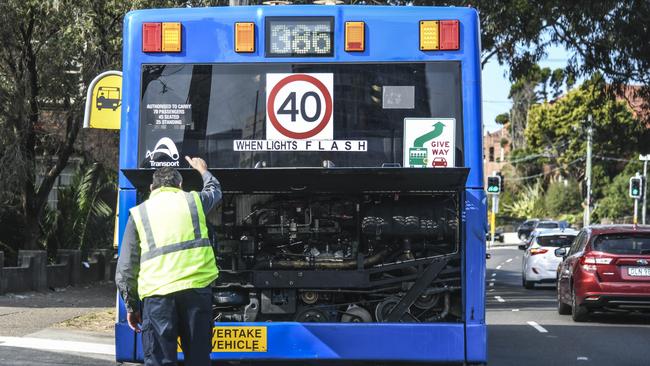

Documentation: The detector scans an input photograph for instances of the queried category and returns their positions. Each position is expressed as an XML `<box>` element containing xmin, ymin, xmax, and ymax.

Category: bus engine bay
<box><xmin>126</xmin><ymin>167</ymin><xmax>467</xmax><ymax>324</ymax></box>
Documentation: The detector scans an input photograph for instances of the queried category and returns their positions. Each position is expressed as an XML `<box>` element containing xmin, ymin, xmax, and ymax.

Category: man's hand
<box><xmin>127</xmin><ymin>311</ymin><xmax>142</xmax><ymax>333</ymax></box>
<box><xmin>185</xmin><ymin>156</ymin><xmax>208</xmax><ymax>175</ymax></box>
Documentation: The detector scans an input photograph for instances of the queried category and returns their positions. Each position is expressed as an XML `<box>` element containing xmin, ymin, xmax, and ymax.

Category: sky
<box><xmin>481</xmin><ymin>45</ymin><xmax>573</xmax><ymax>133</ymax></box>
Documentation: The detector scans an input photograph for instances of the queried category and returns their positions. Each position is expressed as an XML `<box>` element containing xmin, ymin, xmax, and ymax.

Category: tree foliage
<box><xmin>525</xmin><ymin>75</ymin><xmax>641</xmax><ymax>184</ymax></box>
<box><xmin>544</xmin><ymin>180</ymin><xmax>582</xmax><ymax>217</ymax></box>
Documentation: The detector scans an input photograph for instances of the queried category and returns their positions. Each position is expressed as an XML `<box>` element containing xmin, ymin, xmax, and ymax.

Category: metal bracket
<box><xmin>385</xmin><ymin>257</ymin><xmax>449</xmax><ymax>322</ymax></box>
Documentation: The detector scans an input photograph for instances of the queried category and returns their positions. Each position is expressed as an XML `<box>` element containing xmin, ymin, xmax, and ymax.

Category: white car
<box><xmin>521</xmin><ymin>228</ymin><xmax>578</xmax><ymax>289</ymax></box>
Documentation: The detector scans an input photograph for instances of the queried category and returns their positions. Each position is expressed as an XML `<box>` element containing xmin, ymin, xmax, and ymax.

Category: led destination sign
<box><xmin>266</xmin><ymin>17</ymin><xmax>334</xmax><ymax>57</ymax></box>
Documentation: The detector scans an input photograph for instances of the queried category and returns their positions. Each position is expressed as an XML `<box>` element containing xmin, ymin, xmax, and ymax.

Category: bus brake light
<box><xmin>162</xmin><ymin>22</ymin><xmax>182</xmax><ymax>52</ymax></box>
<box><xmin>439</xmin><ymin>20</ymin><xmax>459</xmax><ymax>50</ymax></box>
<box><xmin>345</xmin><ymin>22</ymin><xmax>365</xmax><ymax>52</ymax></box>
<box><xmin>235</xmin><ymin>22</ymin><xmax>255</xmax><ymax>53</ymax></box>
<box><xmin>142</xmin><ymin>23</ymin><xmax>162</xmax><ymax>52</ymax></box>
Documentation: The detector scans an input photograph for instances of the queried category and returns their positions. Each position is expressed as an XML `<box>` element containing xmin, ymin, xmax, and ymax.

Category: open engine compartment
<box><xmin>124</xmin><ymin>167</ymin><xmax>467</xmax><ymax>324</ymax></box>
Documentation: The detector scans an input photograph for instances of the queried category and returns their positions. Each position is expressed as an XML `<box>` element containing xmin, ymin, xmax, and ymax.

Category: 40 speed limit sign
<box><xmin>266</xmin><ymin>73</ymin><xmax>333</xmax><ymax>140</ymax></box>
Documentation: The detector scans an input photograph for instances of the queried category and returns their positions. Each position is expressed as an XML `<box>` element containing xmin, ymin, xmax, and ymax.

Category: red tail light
<box><xmin>580</xmin><ymin>255</ymin><xmax>613</xmax><ymax>272</ymax></box>
<box><xmin>143</xmin><ymin>23</ymin><xmax>162</xmax><ymax>52</ymax></box>
<box><xmin>529</xmin><ymin>248</ymin><xmax>548</xmax><ymax>256</ymax></box>
<box><xmin>439</xmin><ymin>20</ymin><xmax>459</xmax><ymax>50</ymax></box>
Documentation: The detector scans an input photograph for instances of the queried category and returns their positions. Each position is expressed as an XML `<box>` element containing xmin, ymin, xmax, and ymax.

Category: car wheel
<box><xmin>571</xmin><ymin>288</ymin><xmax>589</xmax><ymax>322</ymax></box>
<box><xmin>524</xmin><ymin>280</ymin><xmax>535</xmax><ymax>289</ymax></box>
<box><xmin>519</xmin><ymin>233</ymin><xmax>527</xmax><ymax>241</ymax></box>
<box><xmin>557</xmin><ymin>288</ymin><xmax>571</xmax><ymax>315</ymax></box>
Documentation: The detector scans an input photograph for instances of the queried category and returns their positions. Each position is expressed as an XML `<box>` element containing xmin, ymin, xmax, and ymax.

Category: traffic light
<box><xmin>629</xmin><ymin>176</ymin><xmax>642</xmax><ymax>199</ymax></box>
<box><xmin>487</xmin><ymin>176</ymin><xmax>501</xmax><ymax>194</ymax></box>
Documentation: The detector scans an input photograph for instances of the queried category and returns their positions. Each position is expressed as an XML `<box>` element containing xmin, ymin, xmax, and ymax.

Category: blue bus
<box><xmin>116</xmin><ymin>4</ymin><xmax>486</xmax><ymax>364</ymax></box>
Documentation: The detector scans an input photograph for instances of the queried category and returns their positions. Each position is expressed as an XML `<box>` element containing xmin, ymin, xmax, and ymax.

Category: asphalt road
<box><xmin>487</xmin><ymin>246</ymin><xmax>650</xmax><ymax>366</ymax></box>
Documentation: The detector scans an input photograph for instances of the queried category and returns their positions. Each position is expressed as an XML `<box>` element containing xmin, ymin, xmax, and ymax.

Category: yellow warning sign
<box><xmin>177</xmin><ymin>326</ymin><xmax>268</xmax><ymax>353</ymax></box>
<box><xmin>84</xmin><ymin>71</ymin><xmax>122</xmax><ymax>129</ymax></box>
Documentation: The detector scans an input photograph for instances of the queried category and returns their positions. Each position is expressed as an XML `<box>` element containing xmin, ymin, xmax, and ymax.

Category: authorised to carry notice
<box><xmin>145</xmin><ymin>103</ymin><xmax>192</xmax><ymax>126</ymax></box>
<box><xmin>212</xmin><ymin>326</ymin><xmax>268</xmax><ymax>352</ymax></box>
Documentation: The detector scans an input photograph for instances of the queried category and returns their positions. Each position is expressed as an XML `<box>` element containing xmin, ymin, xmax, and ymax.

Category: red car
<box><xmin>556</xmin><ymin>225</ymin><xmax>650</xmax><ymax>322</ymax></box>
<box><xmin>431</xmin><ymin>157</ymin><xmax>448</xmax><ymax>167</ymax></box>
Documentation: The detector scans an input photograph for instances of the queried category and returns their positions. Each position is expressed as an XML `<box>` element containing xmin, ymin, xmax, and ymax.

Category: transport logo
<box><xmin>145</xmin><ymin>137</ymin><xmax>180</xmax><ymax>167</ymax></box>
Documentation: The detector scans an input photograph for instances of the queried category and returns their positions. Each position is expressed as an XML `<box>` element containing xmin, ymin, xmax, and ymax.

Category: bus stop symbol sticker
<box><xmin>96</xmin><ymin>86</ymin><xmax>120</xmax><ymax>110</ymax></box>
<box><xmin>403</xmin><ymin>118</ymin><xmax>455</xmax><ymax>168</ymax></box>
<box><xmin>83</xmin><ymin>71</ymin><xmax>122</xmax><ymax>129</ymax></box>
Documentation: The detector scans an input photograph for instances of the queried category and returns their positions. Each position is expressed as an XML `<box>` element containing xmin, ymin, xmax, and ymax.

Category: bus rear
<box><xmin>116</xmin><ymin>5</ymin><xmax>486</xmax><ymax>364</ymax></box>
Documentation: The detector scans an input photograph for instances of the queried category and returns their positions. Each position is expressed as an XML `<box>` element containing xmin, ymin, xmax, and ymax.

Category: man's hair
<box><xmin>151</xmin><ymin>167</ymin><xmax>182</xmax><ymax>190</ymax></box>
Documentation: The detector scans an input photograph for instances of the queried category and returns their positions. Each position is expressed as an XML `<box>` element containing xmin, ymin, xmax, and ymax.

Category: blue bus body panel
<box><xmin>118</xmin><ymin>5</ymin><xmax>485</xmax><ymax>363</ymax></box>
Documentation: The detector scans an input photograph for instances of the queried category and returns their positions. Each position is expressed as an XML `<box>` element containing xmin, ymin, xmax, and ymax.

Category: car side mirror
<box><xmin>518</xmin><ymin>244</ymin><xmax>527</xmax><ymax>250</ymax></box>
<box><xmin>554</xmin><ymin>247</ymin><xmax>567</xmax><ymax>257</ymax></box>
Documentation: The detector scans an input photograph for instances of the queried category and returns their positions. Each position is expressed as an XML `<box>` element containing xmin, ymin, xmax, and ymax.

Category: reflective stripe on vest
<box><xmin>130</xmin><ymin>187</ymin><xmax>218</xmax><ymax>298</ymax></box>
<box><xmin>136</xmin><ymin>193</ymin><xmax>210</xmax><ymax>262</ymax></box>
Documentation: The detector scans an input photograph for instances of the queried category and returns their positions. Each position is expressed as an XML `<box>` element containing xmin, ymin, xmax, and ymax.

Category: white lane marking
<box><xmin>577</xmin><ymin>356</ymin><xmax>589</xmax><ymax>361</ymax></box>
<box><xmin>489</xmin><ymin>282</ymin><xmax>494</xmax><ymax>287</ymax></box>
<box><xmin>511</xmin><ymin>309</ymin><xmax>520</xmax><ymax>312</ymax></box>
<box><xmin>489</xmin><ymin>289</ymin><xmax>495</xmax><ymax>292</ymax></box>
<box><xmin>527</xmin><ymin>321</ymin><xmax>548</xmax><ymax>333</ymax></box>
<box><xmin>489</xmin><ymin>278</ymin><xmax>496</xmax><ymax>282</ymax></box>
<box><xmin>0</xmin><ymin>336</ymin><xmax>114</xmax><ymax>355</ymax></box>
<box><xmin>494</xmin><ymin>296</ymin><xmax>505</xmax><ymax>303</ymax></box>
<box><xmin>506</xmin><ymin>258</ymin><xmax>513</xmax><ymax>263</ymax></box>
<box><xmin>496</xmin><ymin>265</ymin><xmax>502</xmax><ymax>270</ymax></box>
<box><xmin>491</xmin><ymin>273</ymin><xmax>497</xmax><ymax>277</ymax></box>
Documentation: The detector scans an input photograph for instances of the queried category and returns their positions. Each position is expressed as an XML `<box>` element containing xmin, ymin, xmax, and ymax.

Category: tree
<box><xmin>525</xmin><ymin>76</ymin><xmax>642</xmax><ymax>184</ymax></box>
<box><xmin>544</xmin><ymin>180</ymin><xmax>581</xmax><ymax>217</ymax></box>
<box><xmin>0</xmin><ymin>1</ymin><xmax>158</xmax><ymax>251</ymax></box>
<box><xmin>595</xmin><ymin>159</ymin><xmax>643</xmax><ymax>222</ymax></box>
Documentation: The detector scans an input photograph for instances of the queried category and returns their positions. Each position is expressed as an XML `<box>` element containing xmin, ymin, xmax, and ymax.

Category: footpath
<box><xmin>0</xmin><ymin>281</ymin><xmax>121</xmax><ymax>365</ymax></box>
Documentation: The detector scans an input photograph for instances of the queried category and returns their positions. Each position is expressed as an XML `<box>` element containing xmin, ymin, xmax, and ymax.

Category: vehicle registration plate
<box><xmin>628</xmin><ymin>267</ymin><xmax>650</xmax><ymax>277</ymax></box>
<box><xmin>178</xmin><ymin>326</ymin><xmax>267</xmax><ymax>353</ymax></box>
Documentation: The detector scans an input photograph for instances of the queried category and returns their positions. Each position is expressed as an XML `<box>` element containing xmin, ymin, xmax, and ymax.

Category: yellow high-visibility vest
<box><xmin>130</xmin><ymin>187</ymin><xmax>218</xmax><ymax>299</ymax></box>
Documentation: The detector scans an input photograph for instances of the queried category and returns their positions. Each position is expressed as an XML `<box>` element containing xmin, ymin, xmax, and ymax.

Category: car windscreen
<box><xmin>592</xmin><ymin>234</ymin><xmax>650</xmax><ymax>255</ymax></box>
<box><xmin>537</xmin><ymin>222</ymin><xmax>559</xmax><ymax>229</ymax></box>
<box><xmin>138</xmin><ymin>63</ymin><xmax>463</xmax><ymax>169</ymax></box>
<box><xmin>536</xmin><ymin>235</ymin><xmax>576</xmax><ymax>248</ymax></box>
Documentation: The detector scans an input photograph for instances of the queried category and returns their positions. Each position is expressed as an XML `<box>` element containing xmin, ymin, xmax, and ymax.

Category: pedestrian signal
<box><xmin>629</xmin><ymin>176</ymin><xmax>642</xmax><ymax>199</ymax></box>
<box><xmin>487</xmin><ymin>176</ymin><xmax>501</xmax><ymax>194</ymax></box>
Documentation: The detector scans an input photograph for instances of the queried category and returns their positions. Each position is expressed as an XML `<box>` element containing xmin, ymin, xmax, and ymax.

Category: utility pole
<box><xmin>584</xmin><ymin>115</ymin><xmax>593</xmax><ymax>227</ymax></box>
<box><xmin>641</xmin><ymin>154</ymin><xmax>649</xmax><ymax>225</ymax></box>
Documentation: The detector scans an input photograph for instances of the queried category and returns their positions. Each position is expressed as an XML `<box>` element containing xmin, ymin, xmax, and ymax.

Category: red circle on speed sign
<box><xmin>267</xmin><ymin>74</ymin><xmax>333</xmax><ymax>139</ymax></box>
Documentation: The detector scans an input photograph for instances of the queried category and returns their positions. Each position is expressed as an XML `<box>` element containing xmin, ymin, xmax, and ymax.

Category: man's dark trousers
<box><xmin>142</xmin><ymin>287</ymin><xmax>213</xmax><ymax>366</ymax></box>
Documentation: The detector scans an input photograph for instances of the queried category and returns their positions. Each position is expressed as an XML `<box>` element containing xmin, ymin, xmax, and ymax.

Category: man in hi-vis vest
<box><xmin>116</xmin><ymin>156</ymin><xmax>221</xmax><ymax>366</ymax></box>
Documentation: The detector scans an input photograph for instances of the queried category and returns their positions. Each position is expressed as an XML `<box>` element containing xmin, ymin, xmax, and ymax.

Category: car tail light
<box><xmin>583</xmin><ymin>256</ymin><xmax>613</xmax><ymax>265</ymax></box>
<box><xmin>580</xmin><ymin>255</ymin><xmax>613</xmax><ymax>272</ymax></box>
<box><xmin>530</xmin><ymin>248</ymin><xmax>548</xmax><ymax>256</ymax></box>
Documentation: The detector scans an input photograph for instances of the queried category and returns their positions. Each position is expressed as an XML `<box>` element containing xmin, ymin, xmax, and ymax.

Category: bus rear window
<box><xmin>592</xmin><ymin>234</ymin><xmax>650</xmax><ymax>255</ymax></box>
<box><xmin>536</xmin><ymin>235</ymin><xmax>576</xmax><ymax>248</ymax></box>
<box><xmin>138</xmin><ymin>63</ymin><xmax>462</xmax><ymax>169</ymax></box>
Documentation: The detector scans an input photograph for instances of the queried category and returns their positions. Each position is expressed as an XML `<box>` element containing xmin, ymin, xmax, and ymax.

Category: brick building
<box><xmin>483</xmin><ymin>126</ymin><xmax>511</xmax><ymax>185</ymax></box>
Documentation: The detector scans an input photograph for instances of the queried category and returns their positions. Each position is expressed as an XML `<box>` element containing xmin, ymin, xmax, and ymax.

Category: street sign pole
<box><xmin>641</xmin><ymin>154</ymin><xmax>649</xmax><ymax>225</ymax></box>
<box><xmin>490</xmin><ymin>195</ymin><xmax>497</xmax><ymax>249</ymax></box>
<box><xmin>584</xmin><ymin>116</ymin><xmax>593</xmax><ymax>227</ymax></box>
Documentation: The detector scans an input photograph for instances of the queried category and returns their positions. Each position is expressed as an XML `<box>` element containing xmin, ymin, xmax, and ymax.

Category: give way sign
<box><xmin>266</xmin><ymin>73</ymin><xmax>333</xmax><ymax>140</ymax></box>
